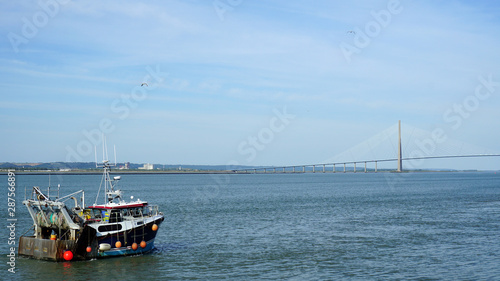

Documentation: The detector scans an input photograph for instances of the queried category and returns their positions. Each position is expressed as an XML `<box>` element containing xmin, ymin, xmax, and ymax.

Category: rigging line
<box><xmin>94</xmin><ymin>172</ymin><xmax>105</xmax><ymax>206</ymax></box>
<box><xmin>141</xmin><ymin>209</ymin><xmax>145</xmax><ymax>241</ymax></box>
<box><xmin>386</xmin><ymin>123</ymin><xmax>398</xmax><ymax>156</ymax></box>
<box><xmin>403</xmin><ymin>127</ymin><xmax>415</xmax><ymax>157</ymax></box>
<box><xmin>133</xmin><ymin>220</ymin><xmax>136</xmax><ymax>244</ymax></box>
<box><xmin>348</xmin><ymin>149</ymin><xmax>356</xmax><ymax>163</ymax></box>
<box><xmin>366</xmin><ymin>137</ymin><xmax>377</xmax><ymax>161</ymax></box>
<box><xmin>20</xmin><ymin>225</ymin><xmax>35</xmax><ymax>238</ymax></box>
<box><xmin>117</xmin><ymin>220</ymin><xmax>120</xmax><ymax>246</ymax></box>
<box><xmin>402</xmin><ymin>154</ymin><xmax>500</xmax><ymax>161</ymax></box>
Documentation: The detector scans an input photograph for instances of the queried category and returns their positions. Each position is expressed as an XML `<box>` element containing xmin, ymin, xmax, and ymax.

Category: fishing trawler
<box><xmin>18</xmin><ymin>160</ymin><xmax>164</xmax><ymax>261</ymax></box>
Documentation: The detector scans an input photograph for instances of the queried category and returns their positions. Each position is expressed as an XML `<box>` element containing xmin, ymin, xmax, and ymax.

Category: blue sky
<box><xmin>1</xmin><ymin>0</ymin><xmax>500</xmax><ymax>170</ymax></box>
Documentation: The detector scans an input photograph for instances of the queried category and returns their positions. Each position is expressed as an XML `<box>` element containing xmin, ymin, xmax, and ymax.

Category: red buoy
<box><xmin>132</xmin><ymin>242</ymin><xmax>138</xmax><ymax>250</ymax></box>
<box><xmin>140</xmin><ymin>241</ymin><xmax>146</xmax><ymax>248</ymax></box>
<box><xmin>63</xmin><ymin>250</ymin><xmax>73</xmax><ymax>261</ymax></box>
<box><xmin>86</xmin><ymin>246</ymin><xmax>92</xmax><ymax>253</ymax></box>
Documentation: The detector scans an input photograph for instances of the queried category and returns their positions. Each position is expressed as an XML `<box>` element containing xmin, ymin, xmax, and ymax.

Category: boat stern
<box><xmin>18</xmin><ymin>236</ymin><xmax>79</xmax><ymax>262</ymax></box>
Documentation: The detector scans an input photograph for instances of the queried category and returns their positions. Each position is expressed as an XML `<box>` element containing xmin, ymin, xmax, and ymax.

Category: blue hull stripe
<box><xmin>98</xmin><ymin>240</ymin><xmax>155</xmax><ymax>257</ymax></box>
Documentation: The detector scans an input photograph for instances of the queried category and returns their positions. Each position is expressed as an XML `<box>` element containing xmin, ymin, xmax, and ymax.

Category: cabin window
<box><xmin>122</xmin><ymin>209</ymin><xmax>131</xmax><ymax>217</ymax></box>
<box><xmin>109</xmin><ymin>210</ymin><xmax>123</xmax><ymax>223</ymax></box>
<box><xmin>91</xmin><ymin>209</ymin><xmax>102</xmax><ymax>219</ymax></box>
<box><xmin>130</xmin><ymin>207</ymin><xmax>144</xmax><ymax>218</ymax></box>
<box><xmin>98</xmin><ymin>224</ymin><xmax>122</xmax><ymax>232</ymax></box>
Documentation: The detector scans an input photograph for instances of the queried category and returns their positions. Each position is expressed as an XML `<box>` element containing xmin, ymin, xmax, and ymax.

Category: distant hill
<box><xmin>0</xmin><ymin>162</ymin><xmax>258</xmax><ymax>171</ymax></box>
<box><xmin>0</xmin><ymin>162</ymin><xmax>97</xmax><ymax>170</ymax></box>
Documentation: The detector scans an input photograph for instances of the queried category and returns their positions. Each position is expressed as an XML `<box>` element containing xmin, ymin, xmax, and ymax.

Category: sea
<box><xmin>1</xmin><ymin>172</ymin><xmax>499</xmax><ymax>280</ymax></box>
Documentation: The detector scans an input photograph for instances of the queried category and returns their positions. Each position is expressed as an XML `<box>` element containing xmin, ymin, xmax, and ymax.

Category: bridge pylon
<box><xmin>397</xmin><ymin>120</ymin><xmax>402</xmax><ymax>172</ymax></box>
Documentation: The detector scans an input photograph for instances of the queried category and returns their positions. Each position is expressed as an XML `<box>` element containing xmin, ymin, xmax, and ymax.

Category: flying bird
<box><xmin>346</xmin><ymin>30</ymin><xmax>356</xmax><ymax>35</ymax></box>
<box><xmin>141</xmin><ymin>82</ymin><xmax>148</xmax><ymax>87</ymax></box>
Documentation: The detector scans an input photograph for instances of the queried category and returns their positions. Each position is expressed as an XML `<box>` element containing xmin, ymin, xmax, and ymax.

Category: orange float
<box><xmin>132</xmin><ymin>242</ymin><xmax>138</xmax><ymax>250</ymax></box>
<box><xmin>140</xmin><ymin>241</ymin><xmax>146</xmax><ymax>248</ymax></box>
<box><xmin>115</xmin><ymin>241</ymin><xmax>122</xmax><ymax>248</ymax></box>
<box><xmin>152</xmin><ymin>224</ymin><xmax>158</xmax><ymax>231</ymax></box>
<box><xmin>63</xmin><ymin>250</ymin><xmax>73</xmax><ymax>261</ymax></box>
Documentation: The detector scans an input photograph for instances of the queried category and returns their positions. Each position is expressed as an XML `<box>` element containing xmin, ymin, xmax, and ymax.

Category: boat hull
<box><xmin>18</xmin><ymin>215</ymin><xmax>164</xmax><ymax>261</ymax></box>
<box><xmin>91</xmin><ymin>216</ymin><xmax>163</xmax><ymax>259</ymax></box>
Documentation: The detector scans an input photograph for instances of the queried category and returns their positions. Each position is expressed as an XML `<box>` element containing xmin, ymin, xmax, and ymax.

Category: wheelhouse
<box><xmin>85</xmin><ymin>202</ymin><xmax>160</xmax><ymax>223</ymax></box>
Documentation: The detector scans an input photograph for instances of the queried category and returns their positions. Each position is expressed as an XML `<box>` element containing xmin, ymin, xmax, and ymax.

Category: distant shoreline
<box><xmin>0</xmin><ymin>170</ymin><xmax>234</xmax><ymax>175</ymax></box>
<box><xmin>0</xmin><ymin>169</ymin><xmax>495</xmax><ymax>175</ymax></box>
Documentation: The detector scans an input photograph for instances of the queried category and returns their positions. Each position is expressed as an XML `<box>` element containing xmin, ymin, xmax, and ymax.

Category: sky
<box><xmin>1</xmin><ymin>0</ymin><xmax>500</xmax><ymax>170</ymax></box>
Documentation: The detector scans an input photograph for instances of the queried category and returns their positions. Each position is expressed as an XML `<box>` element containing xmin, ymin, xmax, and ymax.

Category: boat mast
<box><xmin>103</xmin><ymin>160</ymin><xmax>110</xmax><ymax>204</ymax></box>
<box><xmin>94</xmin><ymin>137</ymin><xmax>117</xmax><ymax>206</ymax></box>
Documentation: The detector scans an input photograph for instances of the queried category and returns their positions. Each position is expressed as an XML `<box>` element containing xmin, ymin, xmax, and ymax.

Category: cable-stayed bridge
<box><xmin>233</xmin><ymin>121</ymin><xmax>500</xmax><ymax>173</ymax></box>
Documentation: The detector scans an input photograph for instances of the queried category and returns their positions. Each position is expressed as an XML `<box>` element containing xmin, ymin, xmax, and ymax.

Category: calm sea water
<box><xmin>1</xmin><ymin>172</ymin><xmax>499</xmax><ymax>280</ymax></box>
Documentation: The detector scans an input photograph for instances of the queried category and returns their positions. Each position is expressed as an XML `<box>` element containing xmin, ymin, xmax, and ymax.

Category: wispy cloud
<box><xmin>1</xmin><ymin>0</ymin><xmax>500</xmax><ymax>167</ymax></box>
